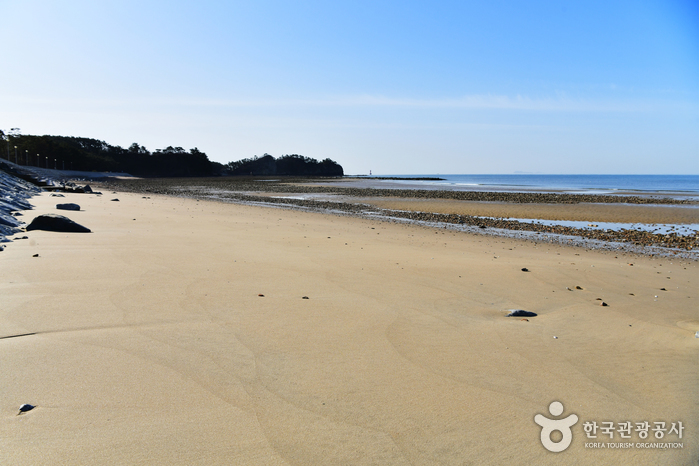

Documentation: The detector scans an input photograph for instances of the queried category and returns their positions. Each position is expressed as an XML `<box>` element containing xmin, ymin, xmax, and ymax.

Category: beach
<box><xmin>1</xmin><ymin>188</ymin><xmax>697</xmax><ymax>464</ymax></box>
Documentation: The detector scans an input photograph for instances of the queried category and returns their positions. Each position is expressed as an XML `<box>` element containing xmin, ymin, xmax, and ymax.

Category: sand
<box><xmin>1</xmin><ymin>190</ymin><xmax>697</xmax><ymax>465</ymax></box>
<box><xmin>364</xmin><ymin>198</ymin><xmax>699</xmax><ymax>225</ymax></box>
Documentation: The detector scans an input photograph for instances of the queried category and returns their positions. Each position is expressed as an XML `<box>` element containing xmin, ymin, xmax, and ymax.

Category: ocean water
<box><xmin>369</xmin><ymin>174</ymin><xmax>699</xmax><ymax>196</ymax></box>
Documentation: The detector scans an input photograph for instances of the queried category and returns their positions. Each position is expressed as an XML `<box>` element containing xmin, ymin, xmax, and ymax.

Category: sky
<box><xmin>0</xmin><ymin>0</ymin><xmax>697</xmax><ymax>175</ymax></box>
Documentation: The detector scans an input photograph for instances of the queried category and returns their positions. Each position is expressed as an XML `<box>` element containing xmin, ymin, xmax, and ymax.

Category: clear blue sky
<box><xmin>1</xmin><ymin>0</ymin><xmax>697</xmax><ymax>174</ymax></box>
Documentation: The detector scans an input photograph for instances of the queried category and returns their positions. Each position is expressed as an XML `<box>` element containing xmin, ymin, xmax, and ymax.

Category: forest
<box><xmin>226</xmin><ymin>153</ymin><xmax>343</xmax><ymax>176</ymax></box>
<box><xmin>0</xmin><ymin>130</ymin><xmax>343</xmax><ymax>178</ymax></box>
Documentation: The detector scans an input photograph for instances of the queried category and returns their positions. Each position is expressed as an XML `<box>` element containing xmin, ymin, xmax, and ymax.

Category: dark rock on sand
<box><xmin>50</xmin><ymin>193</ymin><xmax>65</xmax><ymax>197</ymax></box>
<box><xmin>26</xmin><ymin>214</ymin><xmax>91</xmax><ymax>233</ymax></box>
<box><xmin>56</xmin><ymin>203</ymin><xmax>80</xmax><ymax>211</ymax></box>
<box><xmin>521</xmin><ymin>268</ymin><xmax>529</xmax><ymax>272</ymax></box>
<box><xmin>111</xmin><ymin>198</ymin><xmax>119</xmax><ymax>201</ymax></box>
<box><xmin>18</xmin><ymin>404</ymin><xmax>35</xmax><ymax>414</ymax></box>
<box><xmin>506</xmin><ymin>310</ymin><xmax>537</xmax><ymax>317</ymax></box>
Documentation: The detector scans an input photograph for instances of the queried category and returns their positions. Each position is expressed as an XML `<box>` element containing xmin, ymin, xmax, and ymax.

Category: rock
<box><xmin>26</xmin><ymin>214</ymin><xmax>91</xmax><ymax>233</ymax></box>
<box><xmin>506</xmin><ymin>310</ymin><xmax>537</xmax><ymax>317</ymax></box>
<box><xmin>600</xmin><ymin>302</ymin><xmax>608</xmax><ymax>306</ymax></box>
<box><xmin>660</xmin><ymin>288</ymin><xmax>667</xmax><ymax>291</ymax></box>
<box><xmin>18</xmin><ymin>404</ymin><xmax>35</xmax><ymax>414</ymax></box>
<box><xmin>56</xmin><ymin>203</ymin><xmax>80</xmax><ymax>211</ymax></box>
<box><xmin>302</xmin><ymin>296</ymin><xmax>309</xmax><ymax>299</ymax></box>
<box><xmin>521</xmin><ymin>268</ymin><xmax>529</xmax><ymax>272</ymax></box>
<box><xmin>50</xmin><ymin>193</ymin><xmax>65</xmax><ymax>197</ymax></box>
<box><xmin>73</xmin><ymin>184</ymin><xmax>92</xmax><ymax>193</ymax></box>
<box><xmin>32</xmin><ymin>253</ymin><xmax>39</xmax><ymax>257</ymax></box>
<box><xmin>575</xmin><ymin>286</ymin><xmax>583</xmax><ymax>290</ymax></box>
<box><xmin>111</xmin><ymin>198</ymin><xmax>119</xmax><ymax>202</ymax></box>
<box><xmin>258</xmin><ymin>294</ymin><xmax>264</xmax><ymax>297</ymax></box>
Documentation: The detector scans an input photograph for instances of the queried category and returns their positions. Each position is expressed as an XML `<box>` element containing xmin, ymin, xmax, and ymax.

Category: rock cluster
<box><xmin>0</xmin><ymin>168</ymin><xmax>41</xmax><ymax>240</ymax></box>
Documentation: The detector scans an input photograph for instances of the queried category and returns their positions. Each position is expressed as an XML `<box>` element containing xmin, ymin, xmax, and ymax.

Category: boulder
<box><xmin>56</xmin><ymin>203</ymin><xmax>80</xmax><ymax>211</ymax></box>
<box><xmin>26</xmin><ymin>214</ymin><xmax>91</xmax><ymax>233</ymax></box>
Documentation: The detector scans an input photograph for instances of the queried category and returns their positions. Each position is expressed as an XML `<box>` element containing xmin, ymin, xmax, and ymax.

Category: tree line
<box><xmin>226</xmin><ymin>153</ymin><xmax>343</xmax><ymax>176</ymax></box>
<box><xmin>0</xmin><ymin>130</ymin><xmax>343</xmax><ymax>178</ymax></box>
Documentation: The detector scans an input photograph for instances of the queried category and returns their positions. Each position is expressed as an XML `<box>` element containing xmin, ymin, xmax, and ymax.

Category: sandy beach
<box><xmin>1</xmin><ymin>189</ymin><xmax>697</xmax><ymax>465</ymax></box>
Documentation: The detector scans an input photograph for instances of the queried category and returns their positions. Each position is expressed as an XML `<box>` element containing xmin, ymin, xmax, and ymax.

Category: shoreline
<box><xmin>315</xmin><ymin>177</ymin><xmax>699</xmax><ymax>199</ymax></box>
<box><xmin>98</xmin><ymin>177</ymin><xmax>699</xmax><ymax>257</ymax></box>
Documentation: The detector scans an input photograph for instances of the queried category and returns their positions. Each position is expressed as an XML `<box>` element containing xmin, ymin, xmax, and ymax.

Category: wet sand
<box><xmin>1</xmin><ymin>190</ymin><xmax>697</xmax><ymax>464</ymax></box>
<box><xmin>364</xmin><ymin>198</ymin><xmax>699</xmax><ymax>224</ymax></box>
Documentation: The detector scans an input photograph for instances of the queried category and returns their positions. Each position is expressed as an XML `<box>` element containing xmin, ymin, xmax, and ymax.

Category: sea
<box><xmin>364</xmin><ymin>174</ymin><xmax>699</xmax><ymax>197</ymax></box>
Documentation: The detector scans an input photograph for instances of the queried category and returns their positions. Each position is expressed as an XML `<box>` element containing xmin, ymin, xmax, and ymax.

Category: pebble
<box><xmin>258</xmin><ymin>294</ymin><xmax>264</xmax><ymax>297</ymax></box>
<box><xmin>506</xmin><ymin>310</ymin><xmax>537</xmax><ymax>317</ymax></box>
<box><xmin>521</xmin><ymin>268</ymin><xmax>529</xmax><ymax>272</ymax></box>
<box><xmin>18</xmin><ymin>404</ymin><xmax>35</xmax><ymax>414</ymax></box>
